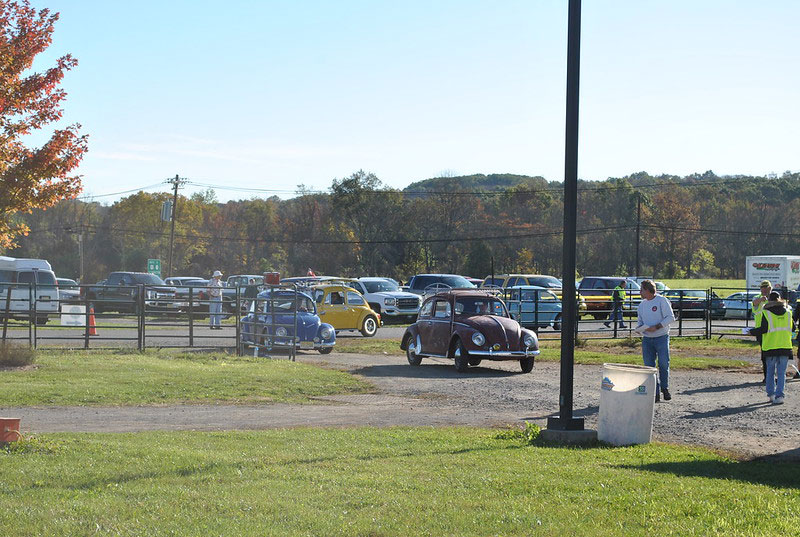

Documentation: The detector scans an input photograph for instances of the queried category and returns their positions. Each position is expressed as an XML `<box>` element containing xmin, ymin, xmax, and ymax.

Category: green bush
<box><xmin>0</xmin><ymin>343</ymin><xmax>36</xmax><ymax>367</ymax></box>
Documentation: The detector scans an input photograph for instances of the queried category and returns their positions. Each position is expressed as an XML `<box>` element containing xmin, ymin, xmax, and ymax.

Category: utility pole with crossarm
<box><xmin>165</xmin><ymin>175</ymin><xmax>187</xmax><ymax>279</ymax></box>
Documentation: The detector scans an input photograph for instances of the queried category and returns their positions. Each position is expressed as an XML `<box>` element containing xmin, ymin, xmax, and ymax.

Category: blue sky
<box><xmin>30</xmin><ymin>0</ymin><xmax>800</xmax><ymax>202</ymax></box>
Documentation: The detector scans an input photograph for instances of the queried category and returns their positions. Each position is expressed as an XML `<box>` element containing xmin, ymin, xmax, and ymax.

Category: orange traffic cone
<box><xmin>88</xmin><ymin>306</ymin><xmax>98</xmax><ymax>336</ymax></box>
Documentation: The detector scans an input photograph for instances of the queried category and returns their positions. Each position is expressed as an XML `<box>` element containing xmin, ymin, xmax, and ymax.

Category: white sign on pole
<box><xmin>60</xmin><ymin>304</ymin><xmax>86</xmax><ymax>326</ymax></box>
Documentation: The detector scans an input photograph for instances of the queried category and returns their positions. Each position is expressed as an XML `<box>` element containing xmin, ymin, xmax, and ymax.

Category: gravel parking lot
<box><xmin>3</xmin><ymin>347</ymin><xmax>797</xmax><ymax>461</ymax></box>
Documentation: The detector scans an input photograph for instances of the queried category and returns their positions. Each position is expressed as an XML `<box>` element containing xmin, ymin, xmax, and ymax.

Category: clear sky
<box><xmin>29</xmin><ymin>0</ymin><xmax>800</xmax><ymax>202</ymax></box>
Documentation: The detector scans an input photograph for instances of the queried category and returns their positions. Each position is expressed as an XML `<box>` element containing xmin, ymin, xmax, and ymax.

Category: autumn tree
<box><xmin>0</xmin><ymin>0</ymin><xmax>87</xmax><ymax>249</ymax></box>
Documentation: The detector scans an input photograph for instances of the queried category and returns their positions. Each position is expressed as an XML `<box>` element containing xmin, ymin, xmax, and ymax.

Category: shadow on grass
<box><xmin>616</xmin><ymin>458</ymin><xmax>800</xmax><ymax>489</ymax></box>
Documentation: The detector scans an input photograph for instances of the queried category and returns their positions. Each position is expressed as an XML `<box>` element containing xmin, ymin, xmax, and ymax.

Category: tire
<box><xmin>468</xmin><ymin>357</ymin><xmax>482</xmax><ymax>366</ymax></box>
<box><xmin>453</xmin><ymin>340</ymin><xmax>469</xmax><ymax>372</ymax></box>
<box><xmin>520</xmin><ymin>357</ymin><xmax>535</xmax><ymax>373</ymax></box>
<box><xmin>592</xmin><ymin>313</ymin><xmax>606</xmax><ymax>320</ymax></box>
<box><xmin>319</xmin><ymin>347</ymin><xmax>333</xmax><ymax>355</ymax></box>
<box><xmin>552</xmin><ymin>314</ymin><xmax>562</xmax><ymax>331</ymax></box>
<box><xmin>360</xmin><ymin>315</ymin><xmax>378</xmax><ymax>337</ymax></box>
<box><xmin>36</xmin><ymin>315</ymin><xmax>49</xmax><ymax>325</ymax></box>
<box><xmin>405</xmin><ymin>334</ymin><xmax>423</xmax><ymax>365</ymax></box>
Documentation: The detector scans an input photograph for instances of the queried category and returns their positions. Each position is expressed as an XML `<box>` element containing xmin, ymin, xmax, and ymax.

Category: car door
<box><xmin>319</xmin><ymin>288</ymin><xmax>349</xmax><ymax>329</ymax></box>
<box><xmin>427</xmin><ymin>299</ymin><xmax>452</xmax><ymax>355</ymax></box>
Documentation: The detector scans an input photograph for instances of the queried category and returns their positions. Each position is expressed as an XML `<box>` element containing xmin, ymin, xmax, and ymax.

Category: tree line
<box><xmin>5</xmin><ymin>169</ymin><xmax>800</xmax><ymax>284</ymax></box>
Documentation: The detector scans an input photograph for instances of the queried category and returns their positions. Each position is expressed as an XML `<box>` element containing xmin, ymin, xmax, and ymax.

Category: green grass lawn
<box><xmin>1</xmin><ymin>428</ymin><xmax>797</xmax><ymax>536</ymax></box>
<box><xmin>0</xmin><ymin>351</ymin><xmax>371</xmax><ymax>407</ymax></box>
<box><xmin>661</xmin><ymin>278</ymin><xmax>745</xmax><ymax>291</ymax></box>
<box><xmin>336</xmin><ymin>337</ymin><xmax>754</xmax><ymax>370</ymax></box>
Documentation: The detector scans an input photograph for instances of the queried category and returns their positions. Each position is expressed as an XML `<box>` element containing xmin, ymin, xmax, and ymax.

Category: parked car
<box><xmin>577</xmin><ymin>277</ymin><xmax>641</xmax><ymax>320</ymax></box>
<box><xmin>166</xmin><ymin>277</ymin><xmax>210</xmax><ymax>304</ymax></box>
<box><xmin>346</xmin><ymin>277</ymin><xmax>421</xmax><ymax>322</ymax></box>
<box><xmin>662</xmin><ymin>289</ymin><xmax>725</xmax><ymax>319</ymax></box>
<box><xmin>482</xmin><ymin>273</ymin><xmax>587</xmax><ymax>314</ymax></box>
<box><xmin>724</xmin><ymin>291</ymin><xmax>760</xmax><ymax>320</ymax></box>
<box><xmin>56</xmin><ymin>277</ymin><xmax>80</xmax><ymax>304</ymax></box>
<box><xmin>504</xmin><ymin>286</ymin><xmax>563</xmax><ymax>330</ymax></box>
<box><xmin>400</xmin><ymin>289</ymin><xmax>540</xmax><ymax>373</ymax></box>
<box><xmin>82</xmin><ymin>272</ymin><xmax>181</xmax><ymax>313</ymax></box>
<box><xmin>240</xmin><ymin>288</ymin><xmax>335</xmax><ymax>354</ymax></box>
<box><xmin>311</xmin><ymin>284</ymin><xmax>381</xmax><ymax>337</ymax></box>
<box><xmin>406</xmin><ymin>274</ymin><xmax>476</xmax><ymax>297</ymax></box>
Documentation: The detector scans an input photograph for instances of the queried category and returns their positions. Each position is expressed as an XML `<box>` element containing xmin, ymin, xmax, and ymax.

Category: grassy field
<box><xmin>0</xmin><ymin>350</ymin><xmax>371</xmax><ymax>407</ymax></box>
<box><xmin>661</xmin><ymin>278</ymin><xmax>746</xmax><ymax>291</ymax></box>
<box><xmin>335</xmin><ymin>337</ymin><xmax>755</xmax><ymax>370</ymax></box>
<box><xmin>1</xmin><ymin>428</ymin><xmax>797</xmax><ymax>536</ymax></box>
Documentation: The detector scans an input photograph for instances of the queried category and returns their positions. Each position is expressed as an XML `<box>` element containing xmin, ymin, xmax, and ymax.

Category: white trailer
<box><xmin>0</xmin><ymin>256</ymin><xmax>59</xmax><ymax>324</ymax></box>
<box><xmin>745</xmin><ymin>255</ymin><xmax>800</xmax><ymax>291</ymax></box>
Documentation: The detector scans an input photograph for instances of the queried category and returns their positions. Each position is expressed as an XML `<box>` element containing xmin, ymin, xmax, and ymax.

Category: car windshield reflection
<box><xmin>454</xmin><ymin>298</ymin><xmax>506</xmax><ymax>317</ymax></box>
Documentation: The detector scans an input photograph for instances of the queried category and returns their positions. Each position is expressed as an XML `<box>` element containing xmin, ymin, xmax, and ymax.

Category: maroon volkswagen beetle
<box><xmin>400</xmin><ymin>289</ymin><xmax>540</xmax><ymax>373</ymax></box>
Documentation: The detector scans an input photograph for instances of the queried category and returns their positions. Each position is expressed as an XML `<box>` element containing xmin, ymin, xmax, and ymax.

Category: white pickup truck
<box><xmin>347</xmin><ymin>277</ymin><xmax>421</xmax><ymax>322</ymax></box>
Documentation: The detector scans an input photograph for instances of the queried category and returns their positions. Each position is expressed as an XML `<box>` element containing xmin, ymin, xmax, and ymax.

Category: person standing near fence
<box><xmin>604</xmin><ymin>280</ymin><xmax>626</xmax><ymax>329</ymax></box>
<box><xmin>208</xmin><ymin>270</ymin><xmax>224</xmax><ymax>329</ymax></box>
<box><xmin>636</xmin><ymin>279</ymin><xmax>676</xmax><ymax>402</ymax></box>
<box><xmin>748</xmin><ymin>291</ymin><xmax>792</xmax><ymax>404</ymax></box>
<box><xmin>752</xmin><ymin>280</ymin><xmax>772</xmax><ymax>383</ymax></box>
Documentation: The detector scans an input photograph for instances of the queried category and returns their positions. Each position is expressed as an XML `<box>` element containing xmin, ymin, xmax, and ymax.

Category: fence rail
<box><xmin>1</xmin><ymin>283</ymin><xmax>770</xmax><ymax>350</ymax></box>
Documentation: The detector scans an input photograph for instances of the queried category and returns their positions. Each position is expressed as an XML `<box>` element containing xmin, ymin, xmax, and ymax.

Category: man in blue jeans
<box><xmin>636</xmin><ymin>279</ymin><xmax>676</xmax><ymax>402</ymax></box>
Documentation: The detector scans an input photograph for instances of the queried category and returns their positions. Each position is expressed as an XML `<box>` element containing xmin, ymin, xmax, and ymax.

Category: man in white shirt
<box><xmin>636</xmin><ymin>279</ymin><xmax>676</xmax><ymax>402</ymax></box>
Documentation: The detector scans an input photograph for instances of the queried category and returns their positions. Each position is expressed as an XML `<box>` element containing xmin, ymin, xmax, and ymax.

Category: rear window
<box><xmin>412</xmin><ymin>275</ymin><xmax>474</xmax><ymax>289</ymax></box>
<box><xmin>132</xmin><ymin>273</ymin><xmax>167</xmax><ymax>285</ymax></box>
<box><xmin>527</xmin><ymin>276</ymin><xmax>561</xmax><ymax>288</ymax></box>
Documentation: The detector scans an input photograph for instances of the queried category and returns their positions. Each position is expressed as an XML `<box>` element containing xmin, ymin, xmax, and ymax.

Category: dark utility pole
<box><xmin>548</xmin><ymin>0</ymin><xmax>584</xmax><ymax>432</ymax></box>
<box><xmin>635</xmin><ymin>192</ymin><xmax>641</xmax><ymax>278</ymax></box>
<box><xmin>166</xmin><ymin>175</ymin><xmax>186</xmax><ymax>278</ymax></box>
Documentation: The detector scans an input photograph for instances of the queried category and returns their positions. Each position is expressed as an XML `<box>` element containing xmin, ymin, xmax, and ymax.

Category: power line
<box><xmin>76</xmin><ymin>182</ymin><xmax>167</xmax><ymax>200</ymax></box>
<box><xmin>184</xmin><ymin>175</ymin><xmax>790</xmax><ymax>197</ymax></box>
<box><xmin>68</xmin><ymin>223</ymin><xmax>631</xmax><ymax>245</ymax></box>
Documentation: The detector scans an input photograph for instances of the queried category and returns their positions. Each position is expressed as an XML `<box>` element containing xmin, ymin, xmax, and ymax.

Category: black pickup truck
<box><xmin>81</xmin><ymin>272</ymin><xmax>180</xmax><ymax>313</ymax></box>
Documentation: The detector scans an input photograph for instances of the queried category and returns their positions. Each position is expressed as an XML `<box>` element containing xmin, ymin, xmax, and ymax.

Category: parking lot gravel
<box><xmin>3</xmin><ymin>347</ymin><xmax>797</xmax><ymax>461</ymax></box>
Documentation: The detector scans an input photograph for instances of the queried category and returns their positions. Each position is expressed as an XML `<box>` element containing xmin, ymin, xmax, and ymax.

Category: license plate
<box><xmin>299</xmin><ymin>341</ymin><xmax>314</xmax><ymax>349</ymax></box>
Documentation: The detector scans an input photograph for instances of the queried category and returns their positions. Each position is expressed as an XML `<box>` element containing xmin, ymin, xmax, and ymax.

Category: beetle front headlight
<box><xmin>472</xmin><ymin>332</ymin><xmax>485</xmax><ymax>346</ymax></box>
<box><xmin>523</xmin><ymin>334</ymin><xmax>537</xmax><ymax>348</ymax></box>
<box><xmin>320</xmin><ymin>326</ymin><xmax>333</xmax><ymax>339</ymax></box>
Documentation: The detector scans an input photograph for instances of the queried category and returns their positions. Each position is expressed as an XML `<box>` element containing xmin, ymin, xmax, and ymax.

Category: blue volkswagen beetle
<box><xmin>241</xmin><ymin>288</ymin><xmax>336</xmax><ymax>354</ymax></box>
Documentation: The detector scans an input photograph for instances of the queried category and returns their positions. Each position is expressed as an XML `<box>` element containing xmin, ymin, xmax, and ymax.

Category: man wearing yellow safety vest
<box><xmin>604</xmin><ymin>280</ymin><xmax>627</xmax><ymax>329</ymax></box>
<box><xmin>748</xmin><ymin>291</ymin><xmax>792</xmax><ymax>404</ymax></box>
<box><xmin>752</xmin><ymin>280</ymin><xmax>772</xmax><ymax>383</ymax></box>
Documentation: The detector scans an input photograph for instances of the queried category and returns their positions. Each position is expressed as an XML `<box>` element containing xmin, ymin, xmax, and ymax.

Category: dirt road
<box><xmin>3</xmin><ymin>350</ymin><xmax>797</xmax><ymax>461</ymax></box>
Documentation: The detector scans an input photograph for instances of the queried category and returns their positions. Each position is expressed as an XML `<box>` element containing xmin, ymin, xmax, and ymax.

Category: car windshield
<box><xmin>57</xmin><ymin>278</ymin><xmax>78</xmax><ymax>287</ymax></box>
<box><xmin>131</xmin><ymin>273</ymin><xmax>167</xmax><ymax>285</ymax></box>
<box><xmin>454</xmin><ymin>298</ymin><xmax>506</xmax><ymax>317</ymax></box>
<box><xmin>415</xmin><ymin>275</ymin><xmax>475</xmax><ymax>289</ymax></box>
<box><xmin>527</xmin><ymin>276</ymin><xmax>561</xmax><ymax>288</ymax></box>
<box><xmin>255</xmin><ymin>294</ymin><xmax>315</xmax><ymax>314</ymax></box>
<box><xmin>362</xmin><ymin>280</ymin><xmax>399</xmax><ymax>293</ymax></box>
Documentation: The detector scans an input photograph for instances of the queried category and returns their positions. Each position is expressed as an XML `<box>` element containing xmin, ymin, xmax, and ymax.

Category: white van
<box><xmin>0</xmin><ymin>256</ymin><xmax>59</xmax><ymax>324</ymax></box>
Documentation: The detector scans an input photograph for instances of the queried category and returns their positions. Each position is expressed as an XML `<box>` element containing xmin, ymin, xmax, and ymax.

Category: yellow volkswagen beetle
<box><xmin>311</xmin><ymin>284</ymin><xmax>382</xmax><ymax>337</ymax></box>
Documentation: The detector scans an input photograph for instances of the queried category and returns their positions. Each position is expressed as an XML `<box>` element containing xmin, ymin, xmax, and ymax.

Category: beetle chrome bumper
<box><xmin>469</xmin><ymin>348</ymin><xmax>540</xmax><ymax>358</ymax></box>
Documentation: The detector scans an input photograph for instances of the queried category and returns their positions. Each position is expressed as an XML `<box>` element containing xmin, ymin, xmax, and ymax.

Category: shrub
<box><xmin>0</xmin><ymin>343</ymin><xmax>36</xmax><ymax>367</ymax></box>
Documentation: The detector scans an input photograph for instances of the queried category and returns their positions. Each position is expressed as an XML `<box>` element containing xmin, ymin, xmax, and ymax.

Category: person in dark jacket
<box><xmin>749</xmin><ymin>291</ymin><xmax>792</xmax><ymax>404</ymax></box>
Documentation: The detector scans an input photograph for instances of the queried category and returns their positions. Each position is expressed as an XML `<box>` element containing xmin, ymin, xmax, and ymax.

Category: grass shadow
<box><xmin>616</xmin><ymin>458</ymin><xmax>800</xmax><ymax>489</ymax></box>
